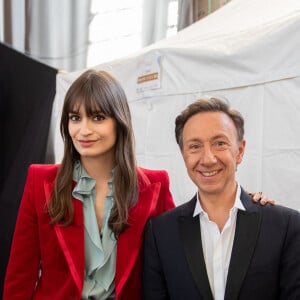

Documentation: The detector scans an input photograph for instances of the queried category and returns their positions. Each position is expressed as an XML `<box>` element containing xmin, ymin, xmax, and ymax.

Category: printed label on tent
<box><xmin>136</xmin><ymin>53</ymin><xmax>161</xmax><ymax>93</ymax></box>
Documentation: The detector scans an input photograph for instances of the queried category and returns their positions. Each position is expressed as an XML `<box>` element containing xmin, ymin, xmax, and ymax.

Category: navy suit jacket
<box><xmin>142</xmin><ymin>188</ymin><xmax>300</xmax><ymax>300</ymax></box>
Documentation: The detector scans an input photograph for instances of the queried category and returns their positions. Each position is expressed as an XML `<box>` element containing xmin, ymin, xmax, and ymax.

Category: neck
<box><xmin>198</xmin><ymin>183</ymin><xmax>238</xmax><ymax>231</ymax></box>
<box><xmin>80</xmin><ymin>156</ymin><xmax>115</xmax><ymax>181</ymax></box>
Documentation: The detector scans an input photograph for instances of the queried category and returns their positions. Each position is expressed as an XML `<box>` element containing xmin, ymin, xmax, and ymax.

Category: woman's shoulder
<box><xmin>27</xmin><ymin>164</ymin><xmax>61</xmax><ymax>180</ymax></box>
<box><xmin>137</xmin><ymin>167</ymin><xmax>169</xmax><ymax>185</ymax></box>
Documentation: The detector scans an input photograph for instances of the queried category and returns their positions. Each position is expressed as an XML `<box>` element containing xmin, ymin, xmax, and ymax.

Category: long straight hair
<box><xmin>49</xmin><ymin>69</ymin><xmax>138</xmax><ymax>236</ymax></box>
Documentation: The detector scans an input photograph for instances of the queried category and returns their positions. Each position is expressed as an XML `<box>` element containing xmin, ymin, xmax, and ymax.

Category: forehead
<box><xmin>182</xmin><ymin>111</ymin><xmax>238</xmax><ymax>140</ymax></box>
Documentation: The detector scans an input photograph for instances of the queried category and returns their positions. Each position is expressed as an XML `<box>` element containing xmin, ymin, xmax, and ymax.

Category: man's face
<box><xmin>181</xmin><ymin>111</ymin><xmax>245</xmax><ymax>198</ymax></box>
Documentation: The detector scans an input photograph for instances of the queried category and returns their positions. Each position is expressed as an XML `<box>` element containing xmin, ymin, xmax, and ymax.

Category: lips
<box><xmin>78</xmin><ymin>140</ymin><xmax>96</xmax><ymax>147</ymax></box>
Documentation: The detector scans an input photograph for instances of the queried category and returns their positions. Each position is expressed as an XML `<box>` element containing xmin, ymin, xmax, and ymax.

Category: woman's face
<box><xmin>68</xmin><ymin>104</ymin><xmax>117</xmax><ymax>163</ymax></box>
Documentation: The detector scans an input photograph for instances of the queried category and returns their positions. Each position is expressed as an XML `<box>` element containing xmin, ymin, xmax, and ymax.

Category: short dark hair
<box><xmin>175</xmin><ymin>97</ymin><xmax>244</xmax><ymax>149</ymax></box>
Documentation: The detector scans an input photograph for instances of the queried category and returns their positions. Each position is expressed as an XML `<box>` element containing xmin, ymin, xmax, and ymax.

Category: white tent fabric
<box><xmin>48</xmin><ymin>0</ymin><xmax>300</xmax><ymax>210</ymax></box>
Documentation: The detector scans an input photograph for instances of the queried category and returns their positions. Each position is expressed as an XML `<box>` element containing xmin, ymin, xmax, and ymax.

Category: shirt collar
<box><xmin>193</xmin><ymin>184</ymin><xmax>245</xmax><ymax>217</ymax></box>
<box><xmin>72</xmin><ymin>161</ymin><xmax>96</xmax><ymax>198</ymax></box>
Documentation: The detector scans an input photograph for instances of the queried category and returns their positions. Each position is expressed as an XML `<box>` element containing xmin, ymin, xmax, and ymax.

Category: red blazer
<box><xmin>4</xmin><ymin>164</ymin><xmax>175</xmax><ymax>300</ymax></box>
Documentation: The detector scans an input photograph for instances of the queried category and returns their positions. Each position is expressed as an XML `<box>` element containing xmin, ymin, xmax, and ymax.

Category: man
<box><xmin>142</xmin><ymin>97</ymin><xmax>300</xmax><ymax>300</ymax></box>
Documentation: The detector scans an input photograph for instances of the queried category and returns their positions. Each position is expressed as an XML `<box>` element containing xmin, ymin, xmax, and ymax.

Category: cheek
<box><xmin>68</xmin><ymin>124</ymin><xmax>76</xmax><ymax>138</ymax></box>
<box><xmin>110</xmin><ymin>126</ymin><xmax>118</xmax><ymax>143</ymax></box>
<box><xmin>183</xmin><ymin>153</ymin><xmax>197</xmax><ymax>169</ymax></box>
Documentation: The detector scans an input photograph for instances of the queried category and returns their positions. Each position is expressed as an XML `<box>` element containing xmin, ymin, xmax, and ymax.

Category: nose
<box><xmin>200</xmin><ymin>144</ymin><xmax>217</xmax><ymax>165</ymax></box>
<box><xmin>80</xmin><ymin>119</ymin><xmax>93</xmax><ymax>136</ymax></box>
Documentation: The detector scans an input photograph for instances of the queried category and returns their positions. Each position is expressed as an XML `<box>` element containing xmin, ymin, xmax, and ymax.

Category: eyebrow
<box><xmin>185</xmin><ymin>135</ymin><xmax>228</xmax><ymax>143</ymax></box>
<box><xmin>211</xmin><ymin>134</ymin><xmax>228</xmax><ymax>141</ymax></box>
<box><xmin>185</xmin><ymin>137</ymin><xmax>202</xmax><ymax>144</ymax></box>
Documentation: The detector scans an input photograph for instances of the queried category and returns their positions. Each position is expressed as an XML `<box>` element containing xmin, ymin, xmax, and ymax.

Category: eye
<box><xmin>93</xmin><ymin>113</ymin><xmax>106</xmax><ymax>122</ymax></box>
<box><xmin>190</xmin><ymin>144</ymin><xmax>200</xmax><ymax>149</ymax></box>
<box><xmin>216</xmin><ymin>141</ymin><xmax>225</xmax><ymax>146</ymax></box>
<box><xmin>213</xmin><ymin>140</ymin><xmax>228</xmax><ymax>150</ymax></box>
<box><xmin>69</xmin><ymin>114</ymin><xmax>80</xmax><ymax>122</ymax></box>
<box><xmin>186</xmin><ymin>143</ymin><xmax>202</xmax><ymax>152</ymax></box>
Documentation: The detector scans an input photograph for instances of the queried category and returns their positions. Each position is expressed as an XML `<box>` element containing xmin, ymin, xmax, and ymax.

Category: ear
<box><xmin>236</xmin><ymin>139</ymin><xmax>246</xmax><ymax>164</ymax></box>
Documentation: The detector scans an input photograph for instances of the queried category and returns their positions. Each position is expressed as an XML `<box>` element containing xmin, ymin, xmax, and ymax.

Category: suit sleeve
<box><xmin>142</xmin><ymin>170</ymin><xmax>174</xmax><ymax>299</ymax></box>
<box><xmin>3</xmin><ymin>165</ymin><xmax>42</xmax><ymax>299</ymax></box>
<box><xmin>142</xmin><ymin>219</ymin><xmax>170</xmax><ymax>300</ymax></box>
<box><xmin>280</xmin><ymin>209</ymin><xmax>300</xmax><ymax>299</ymax></box>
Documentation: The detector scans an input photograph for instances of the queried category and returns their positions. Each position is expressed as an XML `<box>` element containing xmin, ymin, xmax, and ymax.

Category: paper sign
<box><xmin>136</xmin><ymin>52</ymin><xmax>161</xmax><ymax>93</ymax></box>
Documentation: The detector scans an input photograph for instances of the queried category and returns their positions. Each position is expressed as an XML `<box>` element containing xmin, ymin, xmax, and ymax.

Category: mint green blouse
<box><xmin>72</xmin><ymin>161</ymin><xmax>116</xmax><ymax>300</ymax></box>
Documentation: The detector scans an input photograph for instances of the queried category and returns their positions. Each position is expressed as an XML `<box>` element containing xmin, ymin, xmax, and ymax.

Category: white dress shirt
<box><xmin>193</xmin><ymin>185</ymin><xmax>245</xmax><ymax>300</ymax></box>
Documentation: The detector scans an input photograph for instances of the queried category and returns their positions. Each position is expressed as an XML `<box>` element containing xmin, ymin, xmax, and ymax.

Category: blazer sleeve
<box><xmin>279</xmin><ymin>208</ymin><xmax>300</xmax><ymax>299</ymax></box>
<box><xmin>3</xmin><ymin>165</ymin><xmax>42</xmax><ymax>299</ymax></box>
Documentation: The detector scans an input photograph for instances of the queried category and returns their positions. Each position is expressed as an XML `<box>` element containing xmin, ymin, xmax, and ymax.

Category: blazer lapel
<box><xmin>178</xmin><ymin>197</ymin><xmax>214</xmax><ymax>300</ymax></box>
<box><xmin>44</xmin><ymin>180</ymin><xmax>85</xmax><ymax>294</ymax></box>
<box><xmin>225</xmin><ymin>194</ymin><xmax>261</xmax><ymax>300</ymax></box>
<box><xmin>115</xmin><ymin>180</ymin><xmax>163</xmax><ymax>297</ymax></box>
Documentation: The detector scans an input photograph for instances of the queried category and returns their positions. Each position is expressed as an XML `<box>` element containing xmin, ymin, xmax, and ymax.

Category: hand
<box><xmin>249</xmin><ymin>192</ymin><xmax>275</xmax><ymax>205</ymax></box>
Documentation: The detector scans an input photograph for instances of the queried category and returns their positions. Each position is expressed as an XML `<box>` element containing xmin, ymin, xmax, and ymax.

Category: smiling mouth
<box><xmin>200</xmin><ymin>170</ymin><xmax>219</xmax><ymax>177</ymax></box>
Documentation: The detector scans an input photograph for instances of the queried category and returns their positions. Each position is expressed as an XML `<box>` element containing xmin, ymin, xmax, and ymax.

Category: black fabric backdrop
<box><xmin>0</xmin><ymin>43</ymin><xmax>57</xmax><ymax>297</ymax></box>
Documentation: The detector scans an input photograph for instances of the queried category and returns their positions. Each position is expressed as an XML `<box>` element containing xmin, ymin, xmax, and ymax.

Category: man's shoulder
<box><xmin>243</xmin><ymin>196</ymin><xmax>300</xmax><ymax>227</ymax></box>
<box><xmin>260</xmin><ymin>203</ymin><xmax>300</xmax><ymax>221</ymax></box>
<box><xmin>151</xmin><ymin>196</ymin><xmax>197</xmax><ymax>223</ymax></box>
<box><xmin>241</xmin><ymin>188</ymin><xmax>299</xmax><ymax>217</ymax></box>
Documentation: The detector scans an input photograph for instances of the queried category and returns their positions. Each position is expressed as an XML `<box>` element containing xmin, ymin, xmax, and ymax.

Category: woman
<box><xmin>3</xmin><ymin>69</ymin><xmax>175</xmax><ymax>300</ymax></box>
<box><xmin>3</xmin><ymin>70</ymin><xmax>271</xmax><ymax>300</ymax></box>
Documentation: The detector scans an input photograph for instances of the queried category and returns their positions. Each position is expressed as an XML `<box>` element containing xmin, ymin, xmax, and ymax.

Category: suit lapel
<box><xmin>178</xmin><ymin>197</ymin><xmax>214</xmax><ymax>300</ymax></box>
<box><xmin>225</xmin><ymin>193</ymin><xmax>261</xmax><ymax>300</ymax></box>
<box><xmin>44</xmin><ymin>180</ymin><xmax>85</xmax><ymax>294</ymax></box>
<box><xmin>115</xmin><ymin>178</ymin><xmax>163</xmax><ymax>298</ymax></box>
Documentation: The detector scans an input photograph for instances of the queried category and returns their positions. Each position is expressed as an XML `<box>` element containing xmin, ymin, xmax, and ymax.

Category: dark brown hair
<box><xmin>49</xmin><ymin>69</ymin><xmax>138</xmax><ymax>236</ymax></box>
<box><xmin>175</xmin><ymin>97</ymin><xmax>244</xmax><ymax>149</ymax></box>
